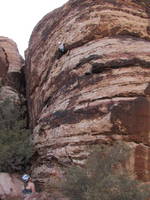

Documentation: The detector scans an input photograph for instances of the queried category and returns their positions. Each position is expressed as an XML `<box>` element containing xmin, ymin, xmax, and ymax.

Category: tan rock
<box><xmin>0</xmin><ymin>173</ymin><xmax>23</xmax><ymax>199</ymax></box>
<box><xmin>0</xmin><ymin>36</ymin><xmax>23</xmax><ymax>72</ymax></box>
<box><xmin>0</xmin><ymin>47</ymin><xmax>8</xmax><ymax>79</ymax></box>
<box><xmin>0</xmin><ymin>36</ymin><xmax>24</xmax><ymax>92</ymax></box>
<box><xmin>0</xmin><ymin>36</ymin><xmax>26</xmax><ymax>120</ymax></box>
<box><xmin>25</xmin><ymin>0</ymin><xmax>150</xmax><ymax>188</ymax></box>
<box><xmin>0</xmin><ymin>37</ymin><xmax>27</xmax><ymax>198</ymax></box>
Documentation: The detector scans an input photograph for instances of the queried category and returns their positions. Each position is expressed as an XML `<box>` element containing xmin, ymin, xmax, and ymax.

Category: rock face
<box><xmin>0</xmin><ymin>36</ymin><xmax>25</xmax><ymax>102</ymax></box>
<box><xmin>0</xmin><ymin>173</ymin><xmax>23</xmax><ymax>199</ymax></box>
<box><xmin>25</xmin><ymin>0</ymin><xmax>150</xmax><ymax>187</ymax></box>
<box><xmin>0</xmin><ymin>37</ymin><xmax>25</xmax><ymax>198</ymax></box>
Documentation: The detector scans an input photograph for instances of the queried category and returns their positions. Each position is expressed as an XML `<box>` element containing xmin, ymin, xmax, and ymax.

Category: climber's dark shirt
<box><xmin>22</xmin><ymin>188</ymin><xmax>32</xmax><ymax>194</ymax></box>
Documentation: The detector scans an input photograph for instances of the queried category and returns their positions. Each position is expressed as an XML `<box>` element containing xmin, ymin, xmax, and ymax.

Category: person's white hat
<box><xmin>22</xmin><ymin>174</ymin><xmax>30</xmax><ymax>181</ymax></box>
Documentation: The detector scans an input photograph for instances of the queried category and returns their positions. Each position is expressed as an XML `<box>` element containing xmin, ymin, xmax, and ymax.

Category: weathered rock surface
<box><xmin>25</xmin><ymin>0</ymin><xmax>150</xmax><ymax>187</ymax></box>
<box><xmin>0</xmin><ymin>173</ymin><xmax>23</xmax><ymax>199</ymax></box>
<box><xmin>0</xmin><ymin>37</ymin><xmax>26</xmax><ymax>198</ymax></box>
<box><xmin>0</xmin><ymin>36</ymin><xmax>25</xmax><ymax>102</ymax></box>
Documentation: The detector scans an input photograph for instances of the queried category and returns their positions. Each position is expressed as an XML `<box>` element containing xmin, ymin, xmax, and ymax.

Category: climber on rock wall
<box><xmin>58</xmin><ymin>42</ymin><xmax>65</xmax><ymax>53</ymax></box>
<box><xmin>57</xmin><ymin>41</ymin><xmax>68</xmax><ymax>58</ymax></box>
<box><xmin>21</xmin><ymin>174</ymin><xmax>36</xmax><ymax>200</ymax></box>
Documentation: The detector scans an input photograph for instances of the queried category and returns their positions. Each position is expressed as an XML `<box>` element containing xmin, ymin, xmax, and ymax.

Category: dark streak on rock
<box><xmin>75</xmin><ymin>54</ymin><xmax>103</xmax><ymax>69</ymax></box>
<box><xmin>0</xmin><ymin>47</ymin><xmax>9</xmax><ymax>79</ymax></box>
<box><xmin>92</xmin><ymin>58</ymin><xmax>150</xmax><ymax>74</ymax></box>
<box><xmin>4</xmin><ymin>72</ymin><xmax>25</xmax><ymax>92</ymax></box>
<box><xmin>1</xmin><ymin>47</ymin><xmax>9</xmax><ymax>68</ymax></box>
<box><xmin>39</xmin><ymin>106</ymin><xmax>105</xmax><ymax>128</ymax></box>
<box><xmin>144</xmin><ymin>83</ymin><xmax>150</xmax><ymax>95</ymax></box>
<box><xmin>147</xmin><ymin>26</ymin><xmax>150</xmax><ymax>35</ymax></box>
<box><xmin>111</xmin><ymin>97</ymin><xmax>150</xmax><ymax>137</ymax></box>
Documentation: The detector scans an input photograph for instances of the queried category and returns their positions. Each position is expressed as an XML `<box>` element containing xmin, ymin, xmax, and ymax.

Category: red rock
<box><xmin>25</xmin><ymin>0</ymin><xmax>150</xmax><ymax>188</ymax></box>
<box><xmin>0</xmin><ymin>173</ymin><xmax>23</xmax><ymax>199</ymax></box>
<box><xmin>0</xmin><ymin>36</ymin><xmax>24</xmax><ymax>101</ymax></box>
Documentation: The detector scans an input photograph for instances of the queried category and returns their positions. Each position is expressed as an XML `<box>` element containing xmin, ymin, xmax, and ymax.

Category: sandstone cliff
<box><xmin>25</xmin><ymin>0</ymin><xmax>150</xmax><ymax>188</ymax></box>
<box><xmin>0</xmin><ymin>36</ymin><xmax>25</xmax><ymax>102</ymax></box>
<box><xmin>0</xmin><ymin>37</ymin><xmax>25</xmax><ymax>198</ymax></box>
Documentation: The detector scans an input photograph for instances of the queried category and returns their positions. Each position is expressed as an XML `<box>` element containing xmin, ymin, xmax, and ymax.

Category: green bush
<box><xmin>0</xmin><ymin>98</ymin><xmax>33</xmax><ymax>172</ymax></box>
<box><xmin>61</xmin><ymin>142</ymin><xmax>150</xmax><ymax>200</ymax></box>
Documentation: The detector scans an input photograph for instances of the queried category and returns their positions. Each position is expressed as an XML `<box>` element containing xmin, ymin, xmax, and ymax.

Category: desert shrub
<box><xmin>61</xmin><ymin>142</ymin><xmax>150</xmax><ymax>200</ymax></box>
<box><xmin>0</xmin><ymin>98</ymin><xmax>33</xmax><ymax>172</ymax></box>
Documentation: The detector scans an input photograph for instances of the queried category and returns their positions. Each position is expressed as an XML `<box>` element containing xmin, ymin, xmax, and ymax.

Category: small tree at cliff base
<box><xmin>61</xmin><ymin>142</ymin><xmax>150</xmax><ymax>200</ymax></box>
<box><xmin>0</xmin><ymin>98</ymin><xmax>33</xmax><ymax>172</ymax></box>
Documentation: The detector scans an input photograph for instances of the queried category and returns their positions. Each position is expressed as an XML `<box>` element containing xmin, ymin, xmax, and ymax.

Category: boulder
<box><xmin>0</xmin><ymin>36</ymin><xmax>25</xmax><ymax>102</ymax></box>
<box><xmin>0</xmin><ymin>173</ymin><xmax>23</xmax><ymax>199</ymax></box>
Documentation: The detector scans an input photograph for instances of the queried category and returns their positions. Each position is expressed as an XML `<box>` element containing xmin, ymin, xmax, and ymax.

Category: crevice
<box><xmin>0</xmin><ymin>47</ymin><xmax>9</xmax><ymax>81</ymax></box>
<box><xmin>1</xmin><ymin>47</ymin><xmax>9</xmax><ymax>68</ymax></box>
<box><xmin>75</xmin><ymin>54</ymin><xmax>103</xmax><ymax>69</ymax></box>
<box><xmin>91</xmin><ymin>58</ymin><xmax>150</xmax><ymax>74</ymax></box>
<box><xmin>43</xmin><ymin>95</ymin><xmax>52</xmax><ymax>108</ymax></box>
